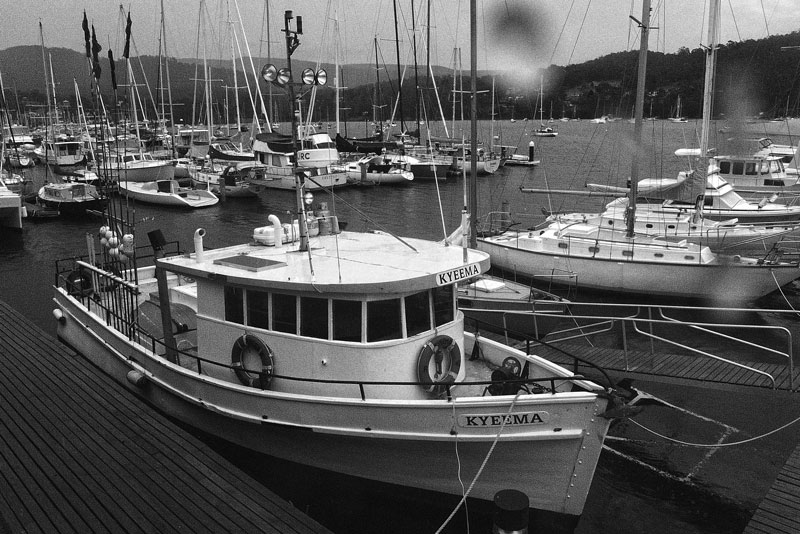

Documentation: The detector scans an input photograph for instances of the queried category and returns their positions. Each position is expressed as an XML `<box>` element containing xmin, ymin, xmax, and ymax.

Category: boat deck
<box><xmin>744</xmin><ymin>443</ymin><xmax>800</xmax><ymax>533</ymax></box>
<box><xmin>0</xmin><ymin>298</ymin><xmax>331</xmax><ymax>534</ymax></box>
<box><xmin>526</xmin><ymin>342</ymin><xmax>800</xmax><ymax>392</ymax></box>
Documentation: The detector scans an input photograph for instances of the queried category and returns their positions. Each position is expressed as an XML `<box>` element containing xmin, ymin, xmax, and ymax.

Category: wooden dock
<box><xmin>744</xmin><ymin>444</ymin><xmax>800</xmax><ymax>533</ymax></box>
<box><xmin>524</xmin><ymin>341</ymin><xmax>800</xmax><ymax>392</ymax></box>
<box><xmin>0</xmin><ymin>299</ymin><xmax>332</xmax><ymax>534</ymax></box>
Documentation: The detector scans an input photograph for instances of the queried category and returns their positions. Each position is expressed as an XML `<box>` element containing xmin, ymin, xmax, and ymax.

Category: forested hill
<box><xmin>534</xmin><ymin>30</ymin><xmax>800</xmax><ymax>120</ymax></box>
<box><xmin>2</xmin><ymin>28</ymin><xmax>800</xmax><ymax>123</ymax></box>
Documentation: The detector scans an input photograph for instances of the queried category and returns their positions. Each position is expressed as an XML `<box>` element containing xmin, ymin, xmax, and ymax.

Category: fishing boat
<box><xmin>709</xmin><ymin>153</ymin><xmax>800</xmax><ymax>193</ymax></box>
<box><xmin>250</xmin><ymin>132</ymin><xmax>347</xmax><ymax>191</ymax></box>
<box><xmin>339</xmin><ymin>154</ymin><xmax>414</xmax><ymax>185</ymax></box>
<box><xmin>44</xmin><ymin>138</ymin><xmax>86</xmax><ymax>169</ymax></box>
<box><xmin>117</xmin><ymin>179</ymin><xmax>219</xmax><ymax>208</ymax></box>
<box><xmin>754</xmin><ymin>137</ymin><xmax>799</xmax><ymax>176</ymax></box>
<box><xmin>477</xmin><ymin>0</ymin><xmax>800</xmax><ymax>303</ymax></box>
<box><xmin>51</xmin><ymin>9</ymin><xmax>630</xmax><ymax>524</ymax></box>
<box><xmin>449</xmin><ymin>145</ymin><xmax>500</xmax><ymax>175</ymax></box>
<box><xmin>191</xmin><ymin>161</ymin><xmax>259</xmax><ymax>198</ymax></box>
<box><xmin>36</xmin><ymin>181</ymin><xmax>107</xmax><ymax>217</ymax></box>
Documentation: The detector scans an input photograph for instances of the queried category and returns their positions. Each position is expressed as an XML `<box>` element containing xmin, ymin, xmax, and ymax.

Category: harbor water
<box><xmin>3</xmin><ymin>119</ymin><xmax>800</xmax><ymax>533</ymax></box>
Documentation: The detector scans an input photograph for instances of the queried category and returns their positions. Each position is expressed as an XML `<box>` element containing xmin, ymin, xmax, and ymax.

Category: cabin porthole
<box><xmin>231</xmin><ymin>335</ymin><xmax>274</xmax><ymax>388</ymax></box>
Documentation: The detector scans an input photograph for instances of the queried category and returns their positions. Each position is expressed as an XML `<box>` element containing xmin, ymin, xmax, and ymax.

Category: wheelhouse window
<box><xmin>405</xmin><ymin>291</ymin><xmax>431</xmax><ymax>337</ymax></box>
<box><xmin>247</xmin><ymin>290</ymin><xmax>269</xmax><ymax>329</ymax></box>
<box><xmin>300</xmin><ymin>296</ymin><xmax>328</xmax><ymax>339</ymax></box>
<box><xmin>272</xmin><ymin>293</ymin><xmax>297</xmax><ymax>334</ymax></box>
<box><xmin>333</xmin><ymin>299</ymin><xmax>362</xmax><ymax>341</ymax></box>
<box><xmin>224</xmin><ymin>286</ymin><xmax>244</xmax><ymax>324</ymax></box>
<box><xmin>433</xmin><ymin>285</ymin><xmax>455</xmax><ymax>326</ymax></box>
<box><xmin>367</xmin><ymin>298</ymin><xmax>402</xmax><ymax>342</ymax></box>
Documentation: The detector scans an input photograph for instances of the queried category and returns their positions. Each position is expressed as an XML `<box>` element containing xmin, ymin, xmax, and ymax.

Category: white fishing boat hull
<box><xmin>247</xmin><ymin>165</ymin><xmax>348</xmax><ymax>191</ymax></box>
<box><xmin>52</xmin><ymin>288</ymin><xmax>609</xmax><ymax>516</ymax></box>
<box><xmin>341</xmin><ymin>157</ymin><xmax>414</xmax><ymax>185</ymax></box>
<box><xmin>118</xmin><ymin>180</ymin><xmax>219</xmax><ymax>208</ymax></box>
<box><xmin>478</xmin><ymin>227</ymin><xmax>800</xmax><ymax>302</ymax></box>
<box><xmin>458</xmin><ymin>157</ymin><xmax>501</xmax><ymax>175</ymax></box>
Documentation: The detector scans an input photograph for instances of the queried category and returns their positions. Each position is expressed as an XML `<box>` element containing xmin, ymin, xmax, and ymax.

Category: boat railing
<box><xmin>54</xmin><ymin>239</ymin><xmax>182</xmax><ymax>287</ymax></box>
<box><xmin>465</xmin><ymin>315</ymin><xmax>618</xmax><ymax>391</ymax></box>
<box><xmin>142</xmin><ymin>330</ymin><xmax>591</xmax><ymax>402</ymax></box>
<box><xmin>466</xmin><ymin>300</ymin><xmax>797</xmax><ymax>390</ymax></box>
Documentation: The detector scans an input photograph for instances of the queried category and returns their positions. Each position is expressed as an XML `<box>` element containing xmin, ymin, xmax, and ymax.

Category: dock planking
<box><xmin>744</xmin><ymin>444</ymin><xmax>800</xmax><ymax>533</ymax></box>
<box><xmin>0</xmin><ymin>299</ymin><xmax>332</xmax><ymax>534</ymax></box>
<box><xmin>527</xmin><ymin>342</ymin><xmax>800</xmax><ymax>392</ymax></box>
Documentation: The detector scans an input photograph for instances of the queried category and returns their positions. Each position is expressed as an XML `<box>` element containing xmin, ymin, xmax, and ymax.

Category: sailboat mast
<box><xmin>333</xmin><ymin>2</ymin><xmax>341</xmax><ymax>135</ymax></box>
<box><xmin>700</xmin><ymin>0</ymin><xmax>720</xmax><ymax>162</ymax></box>
<box><xmin>411</xmin><ymin>0</ymin><xmax>420</xmax><ymax>136</ymax></box>
<box><xmin>392</xmin><ymin>0</ymin><xmax>406</xmax><ymax>134</ymax></box>
<box><xmin>624</xmin><ymin>0</ymin><xmax>651</xmax><ymax>238</ymax></box>
<box><xmin>469</xmin><ymin>0</ymin><xmax>477</xmax><ymax>248</ymax></box>
<box><xmin>373</xmin><ymin>36</ymin><xmax>380</xmax><ymax>127</ymax></box>
<box><xmin>39</xmin><ymin>23</ymin><xmax>53</xmax><ymax>131</ymax></box>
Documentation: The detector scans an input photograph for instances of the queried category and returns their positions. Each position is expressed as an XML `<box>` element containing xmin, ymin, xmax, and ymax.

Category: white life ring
<box><xmin>417</xmin><ymin>335</ymin><xmax>461</xmax><ymax>394</ymax></box>
<box><xmin>231</xmin><ymin>335</ymin><xmax>274</xmax><ymax>388</ymax></box>
<box><xmin>65</xmin><ymin>269</ymin><xmax>93</xmax><ymax>298</ymax></box>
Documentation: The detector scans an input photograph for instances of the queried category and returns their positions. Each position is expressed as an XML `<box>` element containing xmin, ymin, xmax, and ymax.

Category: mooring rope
<box><xmin>628</xmin><ymin>413</ymin><xmax>800</xmax><ymax>448</ymax></box>
<box><xmin>435</xmin><ymin>391</ymin><xmax>523</xmax><ymax>534</ymax></box>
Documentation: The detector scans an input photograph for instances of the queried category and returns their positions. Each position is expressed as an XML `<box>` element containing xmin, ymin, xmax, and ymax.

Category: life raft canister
<box><xmin>417</xmin><ymin>335</ymin><xmax>461</xmax><ymax>394</ymax></box>
<box><xmin>231</xmin><ymin>334</ymin><xmax>274</xmax><ymax>388</ymax></box>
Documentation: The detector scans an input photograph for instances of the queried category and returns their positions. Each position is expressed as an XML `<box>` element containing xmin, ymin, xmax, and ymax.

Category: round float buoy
<box><xmin>417</xmin><ymin>335</ymin><xmax>461</xmax><ymax>394</ymax></box>
<box><xmin>231</xmin><ymin>335</ymin><xmax>274</xmax><ymax>388</ymax></box>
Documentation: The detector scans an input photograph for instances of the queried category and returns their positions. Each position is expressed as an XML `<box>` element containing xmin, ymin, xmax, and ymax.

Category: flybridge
<box><xmin>435</xmin><ymin>263</ymin><xmax>481</xmax><ymax>286</ymax></box>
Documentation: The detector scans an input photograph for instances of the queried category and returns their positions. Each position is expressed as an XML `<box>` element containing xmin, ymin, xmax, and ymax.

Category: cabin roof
<box><xmin>158</xmin><ymin>230</ymin><xmax>490</xmax><ymax>294</ymax></box>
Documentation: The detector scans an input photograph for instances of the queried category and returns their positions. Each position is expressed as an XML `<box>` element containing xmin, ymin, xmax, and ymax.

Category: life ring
<box><xmin>65</xmin><ymin>269</ymin><xmax>93</xmax><ymax>298</ymax></box>
<box><xmin>417</xmin><ymin>335</ymin><xmax>461</xmax><ymax>394</ymax></box>
<box><xmin>231</xmin><ymin>335</ymin><xmax>274</xmax><ymax>388</ymax></box>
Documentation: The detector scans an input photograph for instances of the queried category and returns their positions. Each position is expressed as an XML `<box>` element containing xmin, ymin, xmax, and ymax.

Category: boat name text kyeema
<box><xmin>436</xmin><ymin>263</ymin><xmax>482</xmax><ymax>286</ymax></box>
<box><xmin>459</xmin><ymin>412</ymin><xmax>551</xmax><ymax>428</ymax></box>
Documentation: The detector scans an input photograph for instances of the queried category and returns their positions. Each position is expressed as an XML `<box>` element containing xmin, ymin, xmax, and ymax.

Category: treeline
<box><xmin>2</xmin><ymin>29</ymin><xmax>800</xmax><ymax>125</ymax></box>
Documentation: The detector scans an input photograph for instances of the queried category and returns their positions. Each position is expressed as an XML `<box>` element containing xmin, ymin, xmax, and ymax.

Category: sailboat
<box><xmin>52</xmin><ymin>8</ymin><xmax>628</xmax><ymax>523</ymax></box>
<box><xmin>476</xmin><ymin>0</ymin><xmax>800</xmax><ymax>303</ymax></box>
<box><xmin>533</xmin><ymin>76</ymin><xmax>558</xmax><ymax>137</ymax></box>
<box><xmin>667</xmin><ymin>95</ymin><xmax>688</xmax><ymax>123</ymax></box>
<box><xmin>107</xmin><ymin>10</ymin><xmax>176</xmax><ymax>185</ymax></box>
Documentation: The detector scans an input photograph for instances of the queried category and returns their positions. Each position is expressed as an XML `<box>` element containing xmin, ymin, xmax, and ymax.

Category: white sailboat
<box><xmin>476</xmin><ymin>0</ymin><xmax>800</xmax><ymax>303</ymax></box>
<box><xmin>533</xmin><ymin>76</ymin><xmax>558</xmax><ymax>137</ymax></box>
<box><xmin>51</xmin><ymin>7</ymin><xmax>629</xmax><ymax>523</ymax></box>
<box><xmin>667</xmin><ymin>95</ymin><xmax>688</xmax><ymax>123</ymax></box>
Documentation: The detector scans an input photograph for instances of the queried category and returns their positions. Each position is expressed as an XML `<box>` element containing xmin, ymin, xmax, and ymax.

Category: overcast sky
<box><xmin>3</xmin><ymin>0</ymin><xmax>799</xmax><ymax>74</ymax></box>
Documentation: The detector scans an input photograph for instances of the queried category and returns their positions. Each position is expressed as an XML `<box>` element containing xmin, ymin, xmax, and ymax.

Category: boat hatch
<box><xmin>468</xmin><ymin>279</ymin><xmax>507</xmax><ymax>292</ymax></box>
<box><xmin>213</xmin><ymin>255</ymin><xmax>286</xmax><ymax>272</ymax></box>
